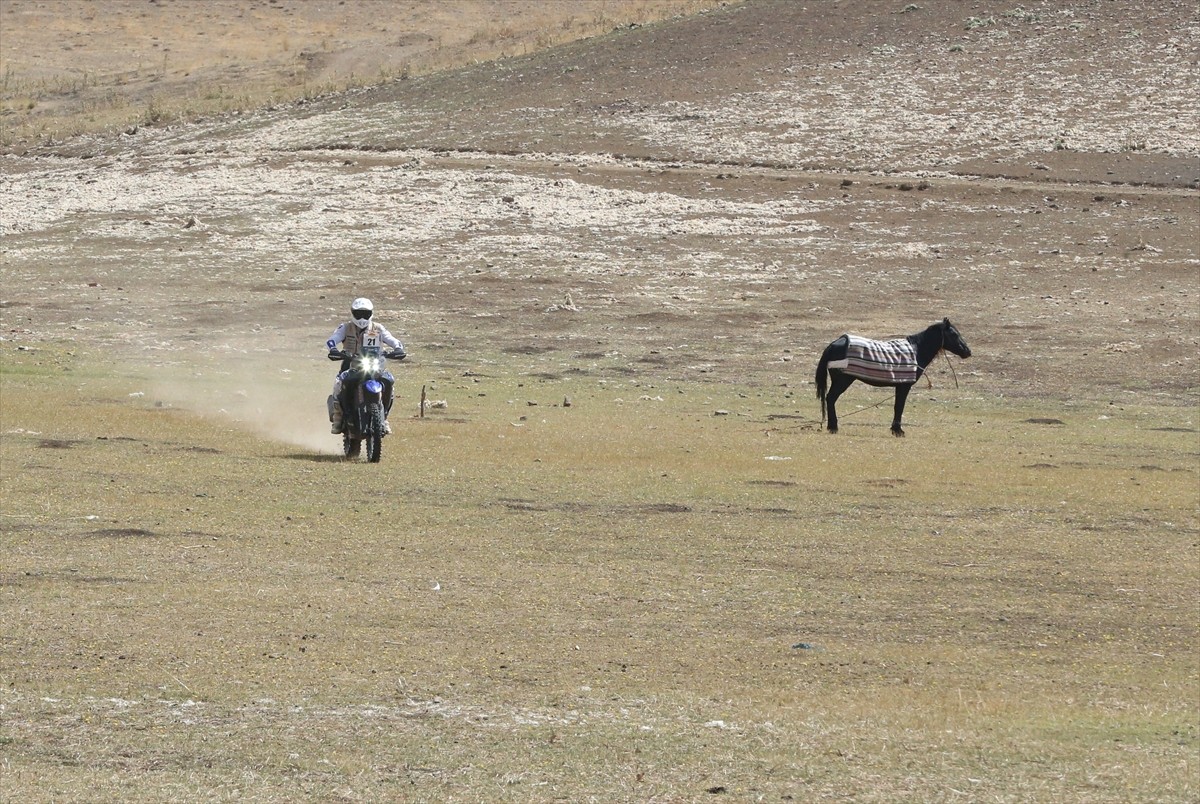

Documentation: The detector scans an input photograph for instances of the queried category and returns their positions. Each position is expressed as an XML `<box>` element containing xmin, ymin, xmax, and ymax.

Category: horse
<box><xmin>815</xmin><ymin>318</ymin><xmax>971</xmax><ymax>436</ymax></box>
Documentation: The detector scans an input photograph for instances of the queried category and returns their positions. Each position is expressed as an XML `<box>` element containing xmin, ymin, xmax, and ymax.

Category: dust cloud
<box><xmin>148</xmin><ymin>354</ymin><xmax>340</xmax><ymax>454</ymax></box>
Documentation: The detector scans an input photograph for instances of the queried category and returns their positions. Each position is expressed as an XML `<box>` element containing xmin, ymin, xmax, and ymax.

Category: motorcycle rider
<box><xmin>326</xmin><ymin>297</ymin><xmax>405</xmax><ymax>434</ymax></box>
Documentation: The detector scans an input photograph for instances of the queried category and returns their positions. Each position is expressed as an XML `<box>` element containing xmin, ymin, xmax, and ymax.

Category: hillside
<box><xmin>2</xmin><ymin>1</ymin><xmax>1197</xmax><ymax>401</ymax></box>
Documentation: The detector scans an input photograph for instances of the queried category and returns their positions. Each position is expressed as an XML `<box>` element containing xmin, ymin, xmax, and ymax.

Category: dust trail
<box><xmin>149</xmin><ymin>355</ymin><xmax>340</xmax><ymax>454</ymax></box>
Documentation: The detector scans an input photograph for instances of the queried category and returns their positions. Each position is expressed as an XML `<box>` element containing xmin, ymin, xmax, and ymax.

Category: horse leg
<box><xmin>826</xmin><ymin>373</ymin><xmax>853</xmax><ymax>433</ymax></box>
<box><xmin>891</xmin><ymin>383</ymin><xmax>913</xmax><ymax>437</ymax></box>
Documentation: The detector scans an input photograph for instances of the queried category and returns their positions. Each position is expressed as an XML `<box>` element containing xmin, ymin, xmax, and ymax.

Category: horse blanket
<box><xmin>827</xmin><ymin>335</ymin><xmax>920</xmax><ymax>384</ymax></box>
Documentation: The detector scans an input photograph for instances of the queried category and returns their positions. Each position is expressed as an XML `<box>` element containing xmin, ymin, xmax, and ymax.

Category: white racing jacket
<box><xmin>326</xmin><ymin>321</ymin><xmax>404</xmax><ymax>355</ymax></box>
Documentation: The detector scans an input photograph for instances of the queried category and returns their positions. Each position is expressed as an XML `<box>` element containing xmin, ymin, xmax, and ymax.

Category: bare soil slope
<box><xmin>342</xmin><ymin>0</ymin><xmax>1200</xmax><ymax>187</ymax></box>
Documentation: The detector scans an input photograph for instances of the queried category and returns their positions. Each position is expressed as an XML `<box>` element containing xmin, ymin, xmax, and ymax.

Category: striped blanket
<box><xmin>828</xmin><ymin>335</ymin><xmax>920</xmax><ymax>383</ymax></box>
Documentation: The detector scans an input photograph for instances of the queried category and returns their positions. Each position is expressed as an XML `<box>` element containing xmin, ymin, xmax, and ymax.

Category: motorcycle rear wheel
<box><xmin>343</xmin><ymin>433</ymin><xmax>362</xmax><ymax>460</ymax></box>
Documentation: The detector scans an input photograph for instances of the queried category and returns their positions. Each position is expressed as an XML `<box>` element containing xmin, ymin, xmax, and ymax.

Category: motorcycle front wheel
<box><xmin>364</xmin><ymin>403</ymin><xmax>384</xmax><ymax>463</ymax></box>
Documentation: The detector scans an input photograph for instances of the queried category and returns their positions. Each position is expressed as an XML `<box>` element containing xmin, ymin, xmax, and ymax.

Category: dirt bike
<box><xmin>327</xmin><ymin>345</ymin><xmax>406</xmax><ymax>463</ymax></box>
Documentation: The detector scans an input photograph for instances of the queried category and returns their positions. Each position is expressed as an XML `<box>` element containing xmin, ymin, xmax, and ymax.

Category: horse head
<box><xmin>942</xmin><ymin>318</ymin><xmax>971</xmax><ymax>358</ymax></box>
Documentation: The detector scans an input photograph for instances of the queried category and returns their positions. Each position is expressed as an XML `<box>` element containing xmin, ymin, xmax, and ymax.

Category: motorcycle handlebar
<box><xmin>327</xmin><ymin>350</ymin><xmax>408</xmax><ymax>362</ymax></box>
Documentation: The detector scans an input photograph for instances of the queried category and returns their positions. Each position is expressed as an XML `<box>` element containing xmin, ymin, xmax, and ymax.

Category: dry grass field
<box><xmin>2</xmin><ymin>1</ymin><xmax>1198</xmax><ymax>801</ymax></box>
<box><xmin>0</xmin><ymin>0</ymin><xmax>724</xmax><ymax>148</ymax></box>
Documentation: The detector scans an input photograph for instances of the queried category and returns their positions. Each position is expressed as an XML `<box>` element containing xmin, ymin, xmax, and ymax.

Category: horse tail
<box><xmin>816</xmin><ymin>345</ymin><xmax>831</xmax><ymax>424</ymax></box>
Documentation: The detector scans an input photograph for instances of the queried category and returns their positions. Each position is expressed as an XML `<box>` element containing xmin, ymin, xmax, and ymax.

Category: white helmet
<box><xmin>350</xmin><ymin>297</ymin><xmax>374</xmax><ymax>330</ymax></box>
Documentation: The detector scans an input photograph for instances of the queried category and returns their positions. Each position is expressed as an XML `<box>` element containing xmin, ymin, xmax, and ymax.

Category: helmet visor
<box><xmin>352</xmin><ymin>309</ymin><xmax>373</xmax><ymax>320</ymax></box>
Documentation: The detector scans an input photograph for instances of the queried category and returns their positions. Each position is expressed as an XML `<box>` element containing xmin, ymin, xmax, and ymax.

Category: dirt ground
<box><xmin>2</xmin><ymin>0</ymin><xmax>1197</xmax><ymax>403</ymax></box>
<box><xmin>1</xmin><ymin>0</ymin><xmax>1198</xmax><ymax>800</ymax></box>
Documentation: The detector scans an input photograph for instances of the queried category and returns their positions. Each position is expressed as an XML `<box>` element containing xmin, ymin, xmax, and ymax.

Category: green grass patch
<box><xmin>2</xmin><ymin>352</ymin><xmax>1196</xmax><ymax>800</ymax></box>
